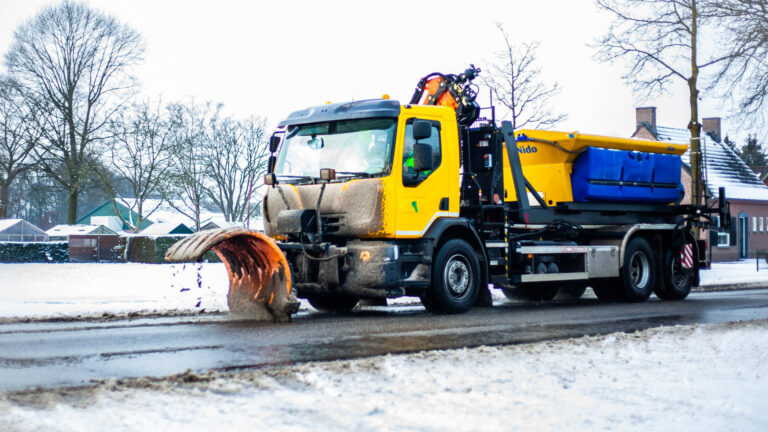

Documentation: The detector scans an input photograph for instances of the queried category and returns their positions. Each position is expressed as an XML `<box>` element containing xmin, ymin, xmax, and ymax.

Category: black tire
<box><xmin>654</xmin><ymin>248</ymin><xmax>692</xmax><ymax>300</ymax></box>
<box><xmin>618</xmin><ymin>237</ymin><xmax>655</xmax><ymax>302</ymax></box>
<box><xmin>307</xmin><ymin>294</ymin><xmax>359</xmax><ymax>313</ymax></box>
<box><xmin>421</xmin><ymin>239</ymin><xmax>480</xmax><ymax>314</ymax></box>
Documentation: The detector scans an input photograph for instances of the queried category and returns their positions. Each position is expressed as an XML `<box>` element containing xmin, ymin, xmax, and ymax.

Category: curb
<box><xmin>694</xmin><ymin>281</ymin><xmax>767</xmax><ymax>292</ymax></box>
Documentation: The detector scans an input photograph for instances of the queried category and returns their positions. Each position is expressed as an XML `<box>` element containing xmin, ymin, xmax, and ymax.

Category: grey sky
<box><xmin>0</xmin><ymin>0</ymin><xmax>736</xmax><ymax>141</ymax></box>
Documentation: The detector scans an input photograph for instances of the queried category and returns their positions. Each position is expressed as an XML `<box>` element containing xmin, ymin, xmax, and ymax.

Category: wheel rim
<box><xmin>670</xmin><ymin>254</ymin><xmax>688</xmax><ymax>288</ymax></box>
<box><xmin>629</xmin><ymin>251</ymin><xmax>650</xmax><ymax>288</ymax></box>
<box><xmin>444</xmin><ymin>253</ymin><xmax>472</xmax><ymax>299</ymax></box>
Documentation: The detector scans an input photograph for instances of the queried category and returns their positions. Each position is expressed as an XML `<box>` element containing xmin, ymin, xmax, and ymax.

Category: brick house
<box><xmin>632</xmin><ymin>107</ymin><xmax>768</xmax><ymax>261</ymax></box>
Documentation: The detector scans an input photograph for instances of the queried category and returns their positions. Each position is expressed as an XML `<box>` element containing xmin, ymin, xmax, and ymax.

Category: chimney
<box><xmin>636</xmin><ymin>107</ymin><xmax>656</xmax><ymax>130</ymax></box>
<box><xmin>702</xmin><ymin>117</ymin><xmax>721</xmax><ymax>140</ymax></box>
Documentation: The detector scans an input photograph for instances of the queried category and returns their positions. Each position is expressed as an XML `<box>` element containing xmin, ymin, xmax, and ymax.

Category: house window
<box><xmin>714</xmin><ymin>216</ymin><xmax>721</xmax><ymax>228</ymax></box>
<box><xmin>717</xmin><ymin>232</ymin><xmax>730</xmax><ymax>248</ymax></box>
<box><xmin>761</xmin><ymin>217</ymin><xmax>765</xmax><ymax>233</ymax></box>
<box><xmin>753</xmin><ymin>217</ymin><xmax>757</xmax><ymax>232</ymax></box>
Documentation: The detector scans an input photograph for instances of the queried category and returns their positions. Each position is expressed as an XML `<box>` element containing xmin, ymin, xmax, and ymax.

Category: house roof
<box><xmin>139</xmin><ymin>222</ymin><xmax>193</xmax><ymax>235</ymax></box>
<box><xmin>0</xmin><ymin>219</ymin><xmax>48</xmax><ymax>236</ymax></box>
<box><xmin>0</xmin><ymin>219</ymin><xmax>22</xmax><ymax>232</ymax></box>
<box><xmin>651</xmin><ymin>125</ymin><xmax>768</xmax><ymax>201</ymax></box>
<box><xmin>116</xmin><ymin>198</ymin><xmax>225</xmax><ymax>228</ymax></box>
<box><xmin>76</xmin><ymin>200</ymin><xmax>153</xmax><ymax>230</ymax></box>
<box><xmin>45</xmin><ymin>224</ymin><xmax>117</xmax><ymax>237</ymax></box>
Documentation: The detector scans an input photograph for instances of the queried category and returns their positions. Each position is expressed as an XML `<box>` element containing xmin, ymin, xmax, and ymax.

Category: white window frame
<box><xmin>761</xmin><ymin>217</ymin><xmax>765</xmax><ymax>233</ymax></box>
<box><xmin>717</xmin><ymin>232</ymin><xmax>730</xmax><ymax>248</ymax></box>
<box><xmin>753</xmin><ymin>216</ymin><xmax>757</xmax><ymax>232</ymax></box>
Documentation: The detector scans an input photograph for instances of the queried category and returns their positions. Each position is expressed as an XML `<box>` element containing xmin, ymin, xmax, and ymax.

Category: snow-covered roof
<box><xmin>116</xmin><ymin>198</ymin><xmax>225</xmax><ymax>228</ymax></box>
<box><xmin>46</xmin><ymin>224</ymin><xmax>117</xmax><ymax>237</ymax></box>
<box><xmin>654</xmin><ymin>126</ymin><xmax>768</xmax><ymax>201</ymax></box>
<box><xmin>0</xmin><ymin>219</ymin><xmax>47</xmax><ymax>235</ymax></box>
<box><xmin>0</xmin><ymin>219</ymin><xmax>22</xmax><ymax>231</ymax></box>
<box><xmin>139</xmin><ymin>222</ymin><xmax>193</xmax><ymax>235</ymax></box>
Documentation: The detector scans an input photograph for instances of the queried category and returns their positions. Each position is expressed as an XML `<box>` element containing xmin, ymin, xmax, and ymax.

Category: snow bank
<box><xmin>1</xmin><ymin>320</ymin><xmax>766</xmax><ymax>431</ymax></box>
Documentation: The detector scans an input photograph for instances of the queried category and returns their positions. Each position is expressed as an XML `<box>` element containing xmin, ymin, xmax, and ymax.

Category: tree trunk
<box><xmin>688</xmin><ymin>0</ymin><xmax>703</xmax><ymax>240</ymax></box>
<box><xmin>67</xmin><ymin>189</ymin><xmax>79</xmax><ymax>224</ymax></box>
<box><xmin>0</xmin><ymin>182</ymin><xmax>9</xmax><ymax>219</ymax></box>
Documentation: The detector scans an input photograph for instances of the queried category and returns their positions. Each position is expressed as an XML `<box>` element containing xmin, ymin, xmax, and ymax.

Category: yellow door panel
<box><xmin>393</xmin><ymin>106</ymin><xmax>460</xmax><ymax>238</ymax></box>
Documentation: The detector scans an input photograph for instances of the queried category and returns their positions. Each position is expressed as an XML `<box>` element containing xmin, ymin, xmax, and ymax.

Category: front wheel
<box><xmin>421</xmin><ymin>239</ymin><xmax>480</xmax><ymax>314</ymax></box>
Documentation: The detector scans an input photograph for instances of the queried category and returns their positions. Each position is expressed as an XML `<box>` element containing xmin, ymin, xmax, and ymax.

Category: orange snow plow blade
<box><xmin>165</xmin><ymin>228</ymin><xmax>299</xmax><ymax>322</ymax></box>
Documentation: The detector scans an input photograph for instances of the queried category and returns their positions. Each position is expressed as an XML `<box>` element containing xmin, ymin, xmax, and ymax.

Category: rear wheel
<box><xmin>421</xmin><ymin>239</ymin><xmax>480</xmax><ymax>314</ymax></box>
<box><xmin>654</xmin><ymin>248</ymin><xmax>692</xmax><ymax>300</ymax></box>
<box><xmin>307</xmin><ymin>294</ymin><xmax>359</xmax><ymax>313</ymax></box>
<box><xmin>618</xmin><ymin>237</ymin><xmax>655</xmax><ymax>302</ymax></box>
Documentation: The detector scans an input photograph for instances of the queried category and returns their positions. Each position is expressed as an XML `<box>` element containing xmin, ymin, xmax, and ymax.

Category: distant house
<box><xmin>76</xmin><ymin>200</ymin><xmax>153</xmax><ymax>231</ymax></box>
<box><xmin>0</xmin><ymin>219</ymin><xmax>49</xmax><ymax>242</ymax></box>
<box><xmin>632</xmin><ymin>107</ymin><xmax>768</xmax><ymax>261</ymax></box>
<box><xmin>77</xmin><ymin>198</ymin><xmax>226</xmax><ymax>232</ymax></box>
<box><xmin>139</xmin><ymin>222</ymin><xmax>193</xmax><ymax>235</ymax></box>
<box><xmin>46</xmin><ymin>224</ymin><xmax>118</xmax><ymax>241</ymax></box>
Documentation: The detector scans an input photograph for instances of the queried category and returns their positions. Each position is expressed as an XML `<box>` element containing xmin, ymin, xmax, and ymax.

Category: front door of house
<box><xmin>738</xmin><ymin>213</ymin><xmax>749</xmax><ymax>259</ymax></box>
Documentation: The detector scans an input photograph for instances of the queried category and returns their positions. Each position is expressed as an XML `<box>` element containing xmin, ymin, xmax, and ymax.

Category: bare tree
<box><xmin>0</xmin><ymin>76</ymin><xmax>37</xmax><ymax>219</ymax></box>
<box><xmin>4</xmin><ymin>1</ymin><xmax>144</xmax><ymax>223</ymax></box>
<box><xmin>594</xmin><ymin>0</ymin><xmax>737</xmax><ymax>207</ymax></box>
<box><xmin>204</xmin><ymin>115</ymin><xmax>270</xmax><ymax>223</ymax></box>
<box><xmin>709</xmin><ymin>0</ymin><xmax>768</xmax><ymax>128</ymax></box>
<box><xmin>99</xmin><ymin>100</ymin><xmax>177</xmax><ymax>232</ymax></box>
<box><xmin>483</xmin><ymin>23</ymin><xmax>567</xmax><ymax>130</ymax></box>
<box><xmin>163</xmin><ymin>100</ymin><xmax>220</xmax><ymax>231</ymax></box>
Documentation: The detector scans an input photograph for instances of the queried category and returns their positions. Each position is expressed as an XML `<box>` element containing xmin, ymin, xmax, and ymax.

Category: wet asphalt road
<box><xmin>1</xmin><ymin>289</ymin><xmax>767</xmax><ymax>392</ymax></box>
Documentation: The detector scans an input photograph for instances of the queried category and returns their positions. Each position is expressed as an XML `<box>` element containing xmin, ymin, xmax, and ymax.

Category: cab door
<box><xmin>394</xmin><ymin>109</ymin><xmax>460</xmax><ymax>238</ymax></box>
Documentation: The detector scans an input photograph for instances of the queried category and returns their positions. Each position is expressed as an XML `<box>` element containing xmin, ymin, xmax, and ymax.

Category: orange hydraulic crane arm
<box><xmin>409</xmin><ymin>65</ymin><xmax>481</xmax><ymax>126</ymax></box>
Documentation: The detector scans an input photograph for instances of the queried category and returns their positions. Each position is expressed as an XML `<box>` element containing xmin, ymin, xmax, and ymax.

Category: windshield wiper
<box><xmin>275</xmin><ymin>174</ymin><xmax>316</xmax><ymax>183</ymax></box>
<box><xmin>335</xmin><ymin>171</ymin><xmax>376</xmax><ymax>178</ymax></box>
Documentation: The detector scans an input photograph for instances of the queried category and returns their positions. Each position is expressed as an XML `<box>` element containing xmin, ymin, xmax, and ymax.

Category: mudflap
<box><xmin>165</xmin><ymin>228</ymin><xmax>300</xmax><ymax>322</ymax></box>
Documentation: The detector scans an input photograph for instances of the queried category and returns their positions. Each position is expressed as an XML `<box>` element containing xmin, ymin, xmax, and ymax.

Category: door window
<box><xmin>403</xmin><ymin>119</ymin><xmax>441</xmax><ymax>186</ymax></box>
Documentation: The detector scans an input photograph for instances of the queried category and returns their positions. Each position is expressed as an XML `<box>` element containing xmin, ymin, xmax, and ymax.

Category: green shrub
<box><xmin>123</xmin><ymin>235</ymin><xmax>220</xmax><ymax>263</ymax></box>
<box><xmin>0</xmin><ymin>242</ymin><xmax>69</xmax><ymax>263</ymax></box>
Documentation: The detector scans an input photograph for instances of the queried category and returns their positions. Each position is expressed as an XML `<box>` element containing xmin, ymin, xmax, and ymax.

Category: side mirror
<box><xmin>267</xmin><ymin>155</ymin><xmax>277</xmax><ymax>173</ymax></box>
<box><xmin>412</xmin><ymin>120</ymin><xmax>432</xmax><ymax>141</ymax></box>
<box><xmin>264</xmin><ymin>173</ymin><xmax>276</xmax><ymax>186</ymax></box>
<box><xmin>413</xmin><ymin>143</ymin><xmax>434</xmax><ymax>172</ymax></box>
<box><xmin>269</xmin><ymin>134</ymin><xmax>281</xmax><ymax>153</ymax></box>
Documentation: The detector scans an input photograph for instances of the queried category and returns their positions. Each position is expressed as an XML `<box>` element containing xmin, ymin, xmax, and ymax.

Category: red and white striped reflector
<box><xmin>681</xmin><ymin>244</ymin><xmax>694</xmax><ymax>269</ymax></box>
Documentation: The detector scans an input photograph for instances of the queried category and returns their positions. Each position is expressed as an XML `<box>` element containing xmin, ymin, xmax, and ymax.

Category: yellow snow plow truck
<box><xmin>165</xmin><ymin>66</ymin><xmax>729</xmax><ymax>322</ymax></box>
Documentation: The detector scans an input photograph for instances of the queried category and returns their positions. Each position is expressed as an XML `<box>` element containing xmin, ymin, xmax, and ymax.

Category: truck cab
<box><xmin>263</xmin><ymin>99</ymin><xmax>484</xmax><ymax>313</ymax></box>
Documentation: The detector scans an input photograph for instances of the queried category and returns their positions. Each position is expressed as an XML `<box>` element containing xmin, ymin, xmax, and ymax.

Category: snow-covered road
<box><xmin>1</xmin><ymin>319</ymin><xmax>766</xmax><ymax>431</ymax></box>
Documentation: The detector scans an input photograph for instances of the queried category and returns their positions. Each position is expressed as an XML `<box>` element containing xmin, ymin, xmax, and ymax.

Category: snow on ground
<box><xmin>0</xmin><ymin>319</ymin><xmax>766</xmax><ymax>431</ymax></box>
<box><xmin>0</xmin><ymin>263</ymin><xmax>230</xmax><ymax>319</ymax></box>
<box><xmin>0</xmin><ymin>260</ymin><xmax>766</xmax><ymax>320</ymax></box>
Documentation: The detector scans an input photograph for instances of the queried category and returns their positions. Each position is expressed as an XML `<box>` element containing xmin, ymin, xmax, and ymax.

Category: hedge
<box><xmin>123</xmin><ymin>236</ymin><xmax>219</xmax><ymax>264</ymax></box>
<box><xmin>0</xmin><ymin>241</ymin><xmax>69</xmax><ymax>263</ymax></box>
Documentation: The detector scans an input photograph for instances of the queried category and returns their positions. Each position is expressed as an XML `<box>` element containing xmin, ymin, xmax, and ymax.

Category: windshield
<box><xmin>274</xmin><ymin>118</ymin><xmax>397</xmax><ymax>182</ymax></box>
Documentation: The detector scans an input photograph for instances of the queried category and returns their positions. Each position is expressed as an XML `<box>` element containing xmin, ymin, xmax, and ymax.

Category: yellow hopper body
<box><xmin>503</xmin><ymin>130</ymin><xmax>689</xmax><ymax>205</ymax></box>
